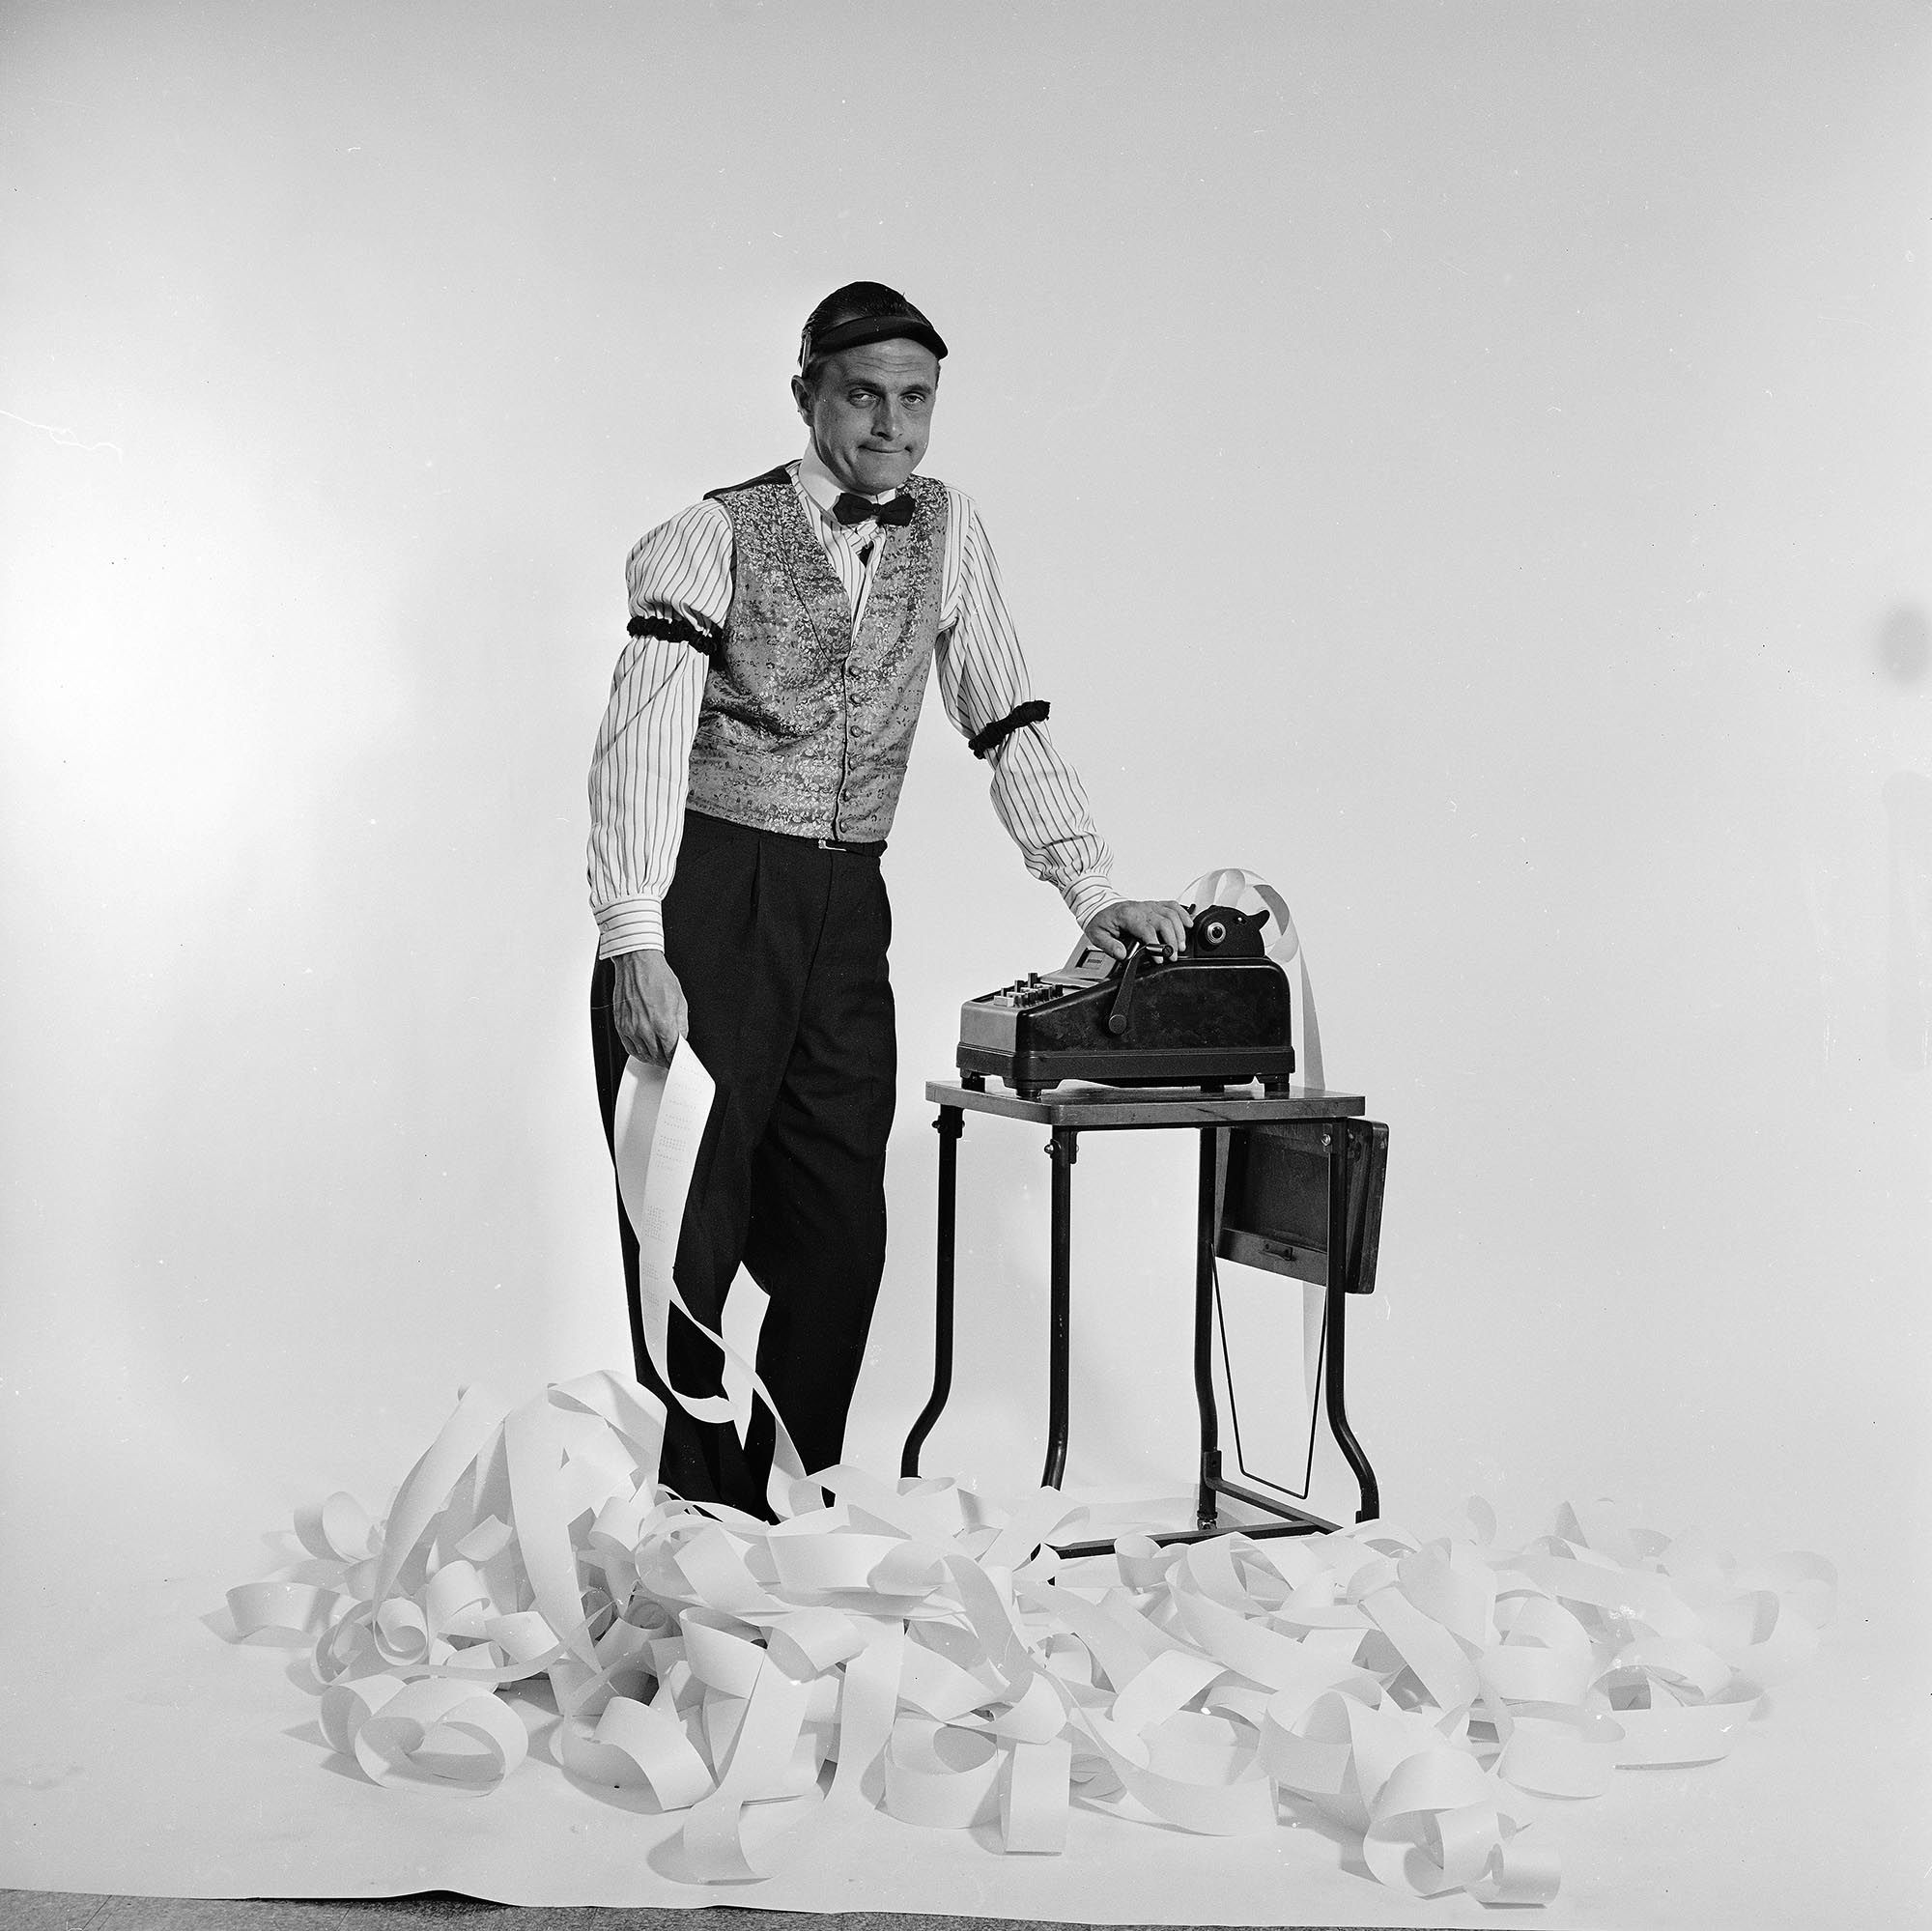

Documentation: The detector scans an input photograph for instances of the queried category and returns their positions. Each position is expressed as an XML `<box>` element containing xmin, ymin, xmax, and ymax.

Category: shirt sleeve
<box><xmin>585</xmin><ymin>501</ymin><xmax>732</xmax><ymax>957</ymax></box>
<box><xmin>934</xmin><ymin>489</ymin><xmax>1122</xmax><ymax>927</ymax></box>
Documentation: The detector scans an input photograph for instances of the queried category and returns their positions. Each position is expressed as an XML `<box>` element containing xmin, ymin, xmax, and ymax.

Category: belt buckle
<box><xmin>817</xmin><ymin>837</ymin><xmax>850</xmax><ymax>853</ymax></box>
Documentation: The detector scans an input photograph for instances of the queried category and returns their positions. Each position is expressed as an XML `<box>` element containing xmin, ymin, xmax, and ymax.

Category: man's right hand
<box><xmin>612</xmin><ymin>949</ymin><xmax>688</xmax><ymax>1065</ymax></box>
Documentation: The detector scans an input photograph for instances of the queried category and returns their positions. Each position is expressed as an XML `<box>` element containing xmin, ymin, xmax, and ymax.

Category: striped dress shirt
<box><xmin>587</xmin><ymin>449</ymin><xmax>1121</xmax><ymax>957</ymax></box>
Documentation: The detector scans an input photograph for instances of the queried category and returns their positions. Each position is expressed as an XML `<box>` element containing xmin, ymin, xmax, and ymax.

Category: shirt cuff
<box><xmin>594</xmin><ymin>898</ymin><xmax>666</xmax><ymax>958</ymax></box>
<box><xmin>1062</xmin><ymin>875</ymin><xmax>1122</xmax><ymax>929</ymax></box>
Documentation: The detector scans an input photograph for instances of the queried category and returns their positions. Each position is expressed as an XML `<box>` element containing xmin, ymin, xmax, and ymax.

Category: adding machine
<box><xmin>955</xmin><ymin>903</ymin><xmax>1296</xmax><ymax>1099</ymax></box>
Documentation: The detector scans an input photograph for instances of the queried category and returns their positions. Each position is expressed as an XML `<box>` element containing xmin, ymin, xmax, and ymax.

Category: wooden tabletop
<box><xmin>923</xmin><ymin>1079</ymin><xmax>1368</xmax><ymax>1127</ymax></box>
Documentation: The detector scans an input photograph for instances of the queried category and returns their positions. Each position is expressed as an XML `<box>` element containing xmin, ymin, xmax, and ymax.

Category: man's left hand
<box><xmin>1084</xmin><ymin>898</ymin><xmax>1193</xmax><ymax>962</ymax></box>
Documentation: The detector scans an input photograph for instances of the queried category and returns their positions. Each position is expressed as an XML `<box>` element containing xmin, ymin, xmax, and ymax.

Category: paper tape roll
<box><xmin>1178</xmin><ymin>866</ymin><xmax>1325</xmax><ymax>1088</ymax></box>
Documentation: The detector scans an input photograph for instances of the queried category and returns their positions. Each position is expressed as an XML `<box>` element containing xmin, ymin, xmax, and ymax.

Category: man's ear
<box><xmin>790</xmin><ymin>374</ymin><xmax>811</xmax><ymax>421</ymax></box>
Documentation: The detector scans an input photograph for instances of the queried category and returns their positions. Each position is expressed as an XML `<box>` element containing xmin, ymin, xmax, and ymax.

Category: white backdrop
<box><xmin>2</xmin><ymin>3</ymin><xmax>1928</xmax><ymax>1917</ymax></box>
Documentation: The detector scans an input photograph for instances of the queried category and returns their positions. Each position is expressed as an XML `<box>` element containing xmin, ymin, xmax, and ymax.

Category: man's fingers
<box><xmin>1090</xmin><ymin>900</ymin><xmax>1209</xmax><ymax>962</ymax></box>
<box><xmin>618</xmin><ymin>1012</ymin><xmax>653</xmax><ymax>1065</ymax></box>
<box><xmin>615</xmin><ymin>1007</ymin><xmax>671</xmax><ymax>1067</ymax></box>
<box><xmin>661</xmin><ymin>996</ymin><xmax>691</xmax><ymax>1064</ymax></box>
<box><xmin>1134</xmin><ymin>908</ymin><xmax>1184</xmax><ymax>955</ymax></box>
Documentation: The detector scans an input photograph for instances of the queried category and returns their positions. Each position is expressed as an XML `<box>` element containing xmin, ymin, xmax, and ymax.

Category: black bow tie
<box><xmin>832</xmin><ymin>491</ymin><xmax>914</xmax><ymax>528</ymax></box>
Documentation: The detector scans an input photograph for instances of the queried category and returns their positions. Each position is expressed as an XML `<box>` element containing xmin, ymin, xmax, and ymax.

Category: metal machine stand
<box><xmin>902</xmin><ymin>1081</ymin><xmax>1384</xmax><ymax>1562</ymax></box>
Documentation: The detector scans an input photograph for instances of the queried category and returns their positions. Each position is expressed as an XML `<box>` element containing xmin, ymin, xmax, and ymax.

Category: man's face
<box><xmin>792</xmin><ymin>338</ymin><xmax>940</xmax><ymax>496</ymax></box>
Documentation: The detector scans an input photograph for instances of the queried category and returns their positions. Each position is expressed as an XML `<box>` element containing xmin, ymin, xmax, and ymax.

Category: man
<box><xmin>588</xmin><ymin>281</ymin><xmax>1185</xmax><ymax>1514</ymax></box>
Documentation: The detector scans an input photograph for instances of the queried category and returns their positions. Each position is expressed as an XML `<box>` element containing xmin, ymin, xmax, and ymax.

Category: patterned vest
<box><xmin>686</xmin><ymin>467</ymin><xmax>949</xmax><ymax>844</ymax></box>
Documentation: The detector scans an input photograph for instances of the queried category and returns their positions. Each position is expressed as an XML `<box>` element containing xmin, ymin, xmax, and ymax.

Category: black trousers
<box><xmin>590</xmin><ymin>809</ymin><xmax>896</xmax><ymax>1515</ymax></box>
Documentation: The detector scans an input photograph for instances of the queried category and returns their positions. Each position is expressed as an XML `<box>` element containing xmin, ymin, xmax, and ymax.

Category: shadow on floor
<box><xmin>0</xmin><ymin>1893</ymin><xmax>1379</xmax><ymax>1931</ymax></box>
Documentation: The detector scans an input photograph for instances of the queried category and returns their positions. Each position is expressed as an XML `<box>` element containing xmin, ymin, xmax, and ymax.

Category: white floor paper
<box><xmin>2</xmin><ymin>1034</ymin><xmax>1924</xmax><ymax>1923</ymax></box>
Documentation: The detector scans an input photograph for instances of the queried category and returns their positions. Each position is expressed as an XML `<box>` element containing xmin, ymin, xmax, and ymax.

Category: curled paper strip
<box><xmin>228</xmin><ymin>1381</ymin><xmax>1834</xmax><ymax>1906</ymax></box>
<box><xmin>611</xmin><ymin>1046</ymin><xmax>812</xmax><ymax>1521</ymax></box>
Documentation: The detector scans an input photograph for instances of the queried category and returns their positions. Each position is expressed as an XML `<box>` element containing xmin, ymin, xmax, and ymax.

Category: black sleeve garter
<box><xmin>626</xmin><ymin>610</ymin><xmax>721</xmax><ymax>657</ymax></box>
<box><xmin>968</xmin><ymin>699</ymin><xmax>1051</xmax><ymax>760</ymax></box>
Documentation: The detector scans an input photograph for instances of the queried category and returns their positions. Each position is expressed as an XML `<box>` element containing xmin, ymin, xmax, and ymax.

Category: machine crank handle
<box><xmin>1106</xmin><ymin>941</ymin><xmax>1146</xmax><ymax>1036</ymax></box>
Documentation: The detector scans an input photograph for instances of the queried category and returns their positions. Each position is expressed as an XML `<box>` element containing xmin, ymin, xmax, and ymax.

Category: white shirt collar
<box><xmin>798</xmin><ymin>442</ymin><xmax>899</xmax><ymax>519</ymax></box>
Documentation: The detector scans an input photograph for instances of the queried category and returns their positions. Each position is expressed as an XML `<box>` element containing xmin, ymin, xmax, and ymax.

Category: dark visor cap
<box><xmin>800</xmin><ymin>288</ymin><xmax>948</xmax><ymax>368</ymax></box>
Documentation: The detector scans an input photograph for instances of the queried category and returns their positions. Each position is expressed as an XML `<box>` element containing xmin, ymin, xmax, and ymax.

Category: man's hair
<box><xmin>798</xmin><ymin>282</ymin><xmax>948</xmax><ymax>383</ymax></box>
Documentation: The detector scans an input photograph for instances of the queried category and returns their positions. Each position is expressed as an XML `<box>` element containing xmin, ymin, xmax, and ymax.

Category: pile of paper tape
<box><xmin>227</xmin><ymin>1374</ymin><xmax>1834</xmax><ymax>1905</ymax></box>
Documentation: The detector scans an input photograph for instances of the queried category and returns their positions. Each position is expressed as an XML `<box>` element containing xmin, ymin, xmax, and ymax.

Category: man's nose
<box><xmin>871</xmin><ymin>398</ymin><xmax>902</xmax><ymax>442</ymax></box>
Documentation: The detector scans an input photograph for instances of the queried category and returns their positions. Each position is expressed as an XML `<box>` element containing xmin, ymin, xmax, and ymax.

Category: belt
<box><xmin>685</xmin><ymin>809</ymin><xmax>886</xmax><ymax>860</ymax></box>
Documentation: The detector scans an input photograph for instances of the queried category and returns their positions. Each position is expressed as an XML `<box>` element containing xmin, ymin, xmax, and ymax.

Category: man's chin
<box><xmin>846</xmin><ymin>458</ymin><xmax>915</xmax><ymax>494</ymax></box>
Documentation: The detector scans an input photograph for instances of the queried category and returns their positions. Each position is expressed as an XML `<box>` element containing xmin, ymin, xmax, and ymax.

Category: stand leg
<box><xmin>901</xmin><ymin>1107</ymin><xmax>964</xmax><ymax>1479</ymax></box>
<box><xmin>1193</xmin><ymin>1126</ymin><xmax>1222</xmax><ymax>1530</ymax></box>
<box><xmin>1324</xmin><ymin>1123</ymin><xmax>1380</xmax><ymax>1522</ymax></box>
<box><xmin>1041</xmin><ymin>1128</ymin><xmax>1077</xmax><ymax>1490</ymax></box>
